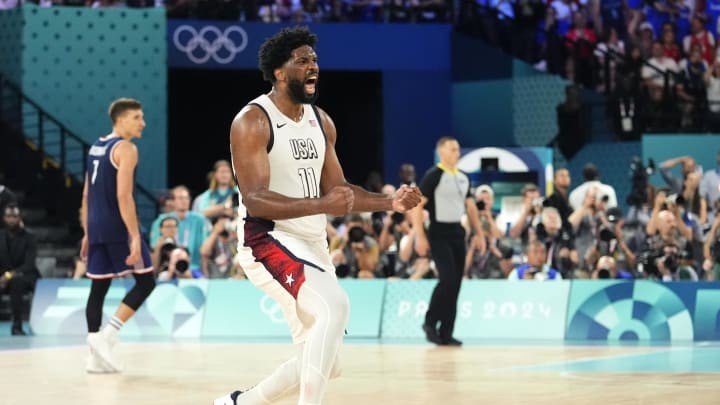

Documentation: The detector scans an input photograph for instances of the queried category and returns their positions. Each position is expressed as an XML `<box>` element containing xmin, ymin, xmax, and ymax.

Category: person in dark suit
<box><xmin>0</xmin><ymin>204</ymin><xmax>39</xmax><ymax>335</ymax></box>
<box><xmin>0</xmin><ymin>178</ymin><xmax>18</xmax><ymax>229</ymax></box>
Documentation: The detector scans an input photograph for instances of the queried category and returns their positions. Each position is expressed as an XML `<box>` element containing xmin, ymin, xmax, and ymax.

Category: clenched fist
<box><xmin>323</xmin><ymin>186</ymin><xmax>354</xmax><ymax>216</ymax></box>
<box><xmin>391</xmin><ymin>185</ymin><xmax>422</xmax><ymax>213</ymax></box>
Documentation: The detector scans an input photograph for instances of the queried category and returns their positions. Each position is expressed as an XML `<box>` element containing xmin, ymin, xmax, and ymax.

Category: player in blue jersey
<box><xmin>80</xmin><ymin>98</ymin><xmax>156</xmax><ymax>373</ymax></box>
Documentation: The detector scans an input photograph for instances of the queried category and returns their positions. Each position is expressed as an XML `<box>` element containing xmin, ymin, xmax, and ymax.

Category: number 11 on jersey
<box><xmin>298</xmin><ymin>167</ymin><xmax>319</xmax><ymax>198</ymax></box>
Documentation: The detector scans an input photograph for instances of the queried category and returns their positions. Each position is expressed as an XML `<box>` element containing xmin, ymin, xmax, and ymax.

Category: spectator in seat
<box><xmin>658</xmin><ymin>155</ymin><xmax>698</xmax><ymax>194</ymax></box>
<box><xmin>152</xmin><ymin>216</ymin><xmax>179</xmax><ymax>272</ymax></box>
<box><xmin>0</xmin><ymin>177</ymin><xmax>18</xmax><ymax>230</ymax></box>
<box><xmin>683</xmin><ymin>15</ymin><xmax>716</xmax><ymax>66</ymax></box>
<box><xmin>330</xmin><ymin>214</ymin><xmax>380</xmax><ymax>278</ymax></box>
<box><xmin>157</xmin><ymin>247</ymin><xmax>196</xmax><ymax>281</ymax></box>
<box><xmin>0</xmin><ymin>205</ymin><xmax>39</xmax><ymax>336</ymax></box>
<box><xmin>535</xmin><ymin>206</ymin><xmax>579</xmax><ymax>278</ymax></box>
<box><xmin>543</xmin><ymin>168</ymin><xmax>573</xmax><ymax>230</ymax></box>
<box><xmin>508</xmin><ymin>240</ymin><xmax>562</xmax><ymax>280</ymax></box>
<box><xmin>642</xmin><ymin>41</ymin><xmax>680</xmax><ymax>105</ymax></box>
<box><xmin>565</xmin><ymin>11</ymin><xmax>597</xmax><ymax>88</ymax></box>
<box><xmin>569</xmin><ymin>162</ymin><xmax>618</xmax><ymax>211</ymax></box>
<box><xmin>660</xmin><ymin>22</ymin><xmax>681</xmax><ymax>62</ymax></box>
<box><xmin>200</xmin><ymin>216</ymin><xmax>241</xmax><ymax>279</ymax></box>
<box><xmin>677</xmin><ymin>43</ymin><xmax>709</xmax><ymax>130</ymax></box>
<box><xmin>705</xmin><ymin>59</ymin><xmax>720</xmax><ymax>131</ymax></box>
<box><xmin>594</xmin><ymin>26</ymin><xmax>625</xmax><ymax>93</ymax></box>
<box><xmin>192</xmin><ymin>160</ymin><xmax>237</xmax><ymax>223</ymax></box>
<box><xmin>700</xmin><ymin>150</ymin><xmax>720</xmax><ymax>222</ymax></box>
<box><xmin>149</xmin><ymin>185</ymin><xmax>210</xmax><ymax>273</ymax></box>
<box><xmin>508</xmin><ymin>183</ymin><xmax>543</xmax><ymax>244</ymax></box>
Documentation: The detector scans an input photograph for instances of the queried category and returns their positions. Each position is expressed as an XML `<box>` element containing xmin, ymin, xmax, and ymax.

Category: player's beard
<box><xmin>288</xmin><ymin>76</ymin><xmax>319</xmax><ymax>104</ymax></box>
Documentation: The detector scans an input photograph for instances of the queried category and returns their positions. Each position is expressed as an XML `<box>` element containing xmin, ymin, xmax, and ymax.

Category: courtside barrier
<box><xmin>30</xmin><ymin>279</ymin><xmax>720</xmax><ymax>341</ymax></box>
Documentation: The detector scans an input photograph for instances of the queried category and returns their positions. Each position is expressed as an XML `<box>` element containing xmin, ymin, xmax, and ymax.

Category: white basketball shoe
<box><xmin>87</xmin><ymin>331</ymin><xmax>122</xmax><ymax>372</ymax></box>
<box><xmin>86</xmin><ymin>347</ymin><xmax>118</xmax><ymax>374</ymax></box>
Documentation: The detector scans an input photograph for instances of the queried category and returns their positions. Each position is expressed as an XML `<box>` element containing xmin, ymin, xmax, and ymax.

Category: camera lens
<box><xmin>597</xmin><ymin>268</ymin><xmax>611</xmax><ymax>279</ymax></box>
<box><xmin>391</xmin><ymin>212</ymin><xmax>405</xmax><ymax>225</ymax></box>
<box><xmin>348</xmin><ymin>226</ymin><xmax>366</xmax><ymax>243</ymax></box>
<box><xmin>175</xmin><ymin>259</ymin><xmax>189</xmax><ymax>273</ymax></box>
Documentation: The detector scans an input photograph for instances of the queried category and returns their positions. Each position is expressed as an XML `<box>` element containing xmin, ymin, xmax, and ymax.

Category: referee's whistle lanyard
<box><xmin>437</xmin><ymin>162</ymin><xmax>458</xmax><ymax>175</ymax></box>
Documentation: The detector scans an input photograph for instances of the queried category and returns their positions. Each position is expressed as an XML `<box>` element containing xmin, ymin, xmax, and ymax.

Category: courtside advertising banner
<box><xmin>381</xmin><ymin>280</ymin><xmax>570</xmax><ymax>339</ymax></box>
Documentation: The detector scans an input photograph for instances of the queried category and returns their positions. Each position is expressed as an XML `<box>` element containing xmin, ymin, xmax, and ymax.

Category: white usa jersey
<box><xmin>238</xmin><ymin>94</ymin><xmax>327</xmax><ymax>241</ymax></box>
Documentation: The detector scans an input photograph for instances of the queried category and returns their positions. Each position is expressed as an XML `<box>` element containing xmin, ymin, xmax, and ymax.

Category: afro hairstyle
<box><xmin>258</xmin><ymin>26</ymin><xmax>318</xmax><ymax>84</ymax></box>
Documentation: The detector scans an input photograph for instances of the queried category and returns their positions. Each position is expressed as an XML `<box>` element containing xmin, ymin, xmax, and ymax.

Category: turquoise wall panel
<box><xmin>19</xmin><ymin>5</ymin><xmax>167</xmax><ymax>190</ymax></box>
<box><xmin>452</xmin><ymin>80</ymin><xmax>514</xmax><ymax>148</ymax></box>
<box><xmin>0</xmin><ymin>8</ymin><xmax>22</xmax><ymax>84</ymax></box>
<box><xmin>512</xmin><ymin>73</ymin><xmax>567</xmax><ymax>147</ymax></box>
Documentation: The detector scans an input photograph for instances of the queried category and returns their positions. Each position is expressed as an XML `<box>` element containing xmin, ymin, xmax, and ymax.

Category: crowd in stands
<box><xmin>0</xmin><ymin>0</ymin><xmax>452</xmax><ymax>23</ymax></box>
<box><xmin>2</xmin><ymin>151</ymin><xmax>720</xmax><ymax>333</ymax></box>
<box><xmin>460</xmin><ymin>0</ymin><xmax>720</xmax><ymax>137</ymax></box>
<box><xmin>3</xmin><ymin>153</ymin><xmax>720</xmax><ymax>287</ymax></box>
<box><xmin>6</xmin><ymin>0</ymin><xmax>720</xmax><ymax>133</ymax></box>
<box><xmin>81</xmin><ymin>155</ymin><xmax>720</xmax><ymax>282</ymax></box>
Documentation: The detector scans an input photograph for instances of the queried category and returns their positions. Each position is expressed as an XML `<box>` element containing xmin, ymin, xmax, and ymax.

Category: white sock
<box><xmin>108</xmin><ymin>316</ymin><xmax>124</xmax><ymax>330</ymax></box>
<box><xmin>104</xmin><ymin>316</ymin><xmax>124</xmax><ymax>340</ymax></box>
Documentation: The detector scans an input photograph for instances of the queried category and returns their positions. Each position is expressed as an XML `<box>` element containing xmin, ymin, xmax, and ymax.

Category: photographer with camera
<box><xmin>583</xmin><ymin>207</ymin><xmax>637</xmax><ymax>278</ymax></box>
<box><xmin>378</xmin><ymin>211</ymin><xmax>436</xmax><ymax>279</ymax></box>
<box><xmin>658</xmin><ymin>155</ymin><xmax>698</xmax><ymax>194</ymax></box>
<box><xmin>464</xmin><ymin>185</ymin><xmax>508</xmax><ymax>279</ymax></box>
<box><xmin>638</xmin><ymin>210</ymin><xmax>697</xmax><ymax>281</ymax></box>
<box><xmin>702</xmin><ymin>214</ymin><xmax>720</xmax><ymax>280</ymax></box>
<box><xmin>508</xmin><ymin>183</ymin><xmax>544</xmax><ymax>243</ymax></box>
<box><xmin>700</xmin><ymin>151</ymin><xmax>720</xmax><ymax>222</ymax></box>
<box><xmin>200</xmin><ymin>215</ymin><xmax>242</xmax><ymax>279</ymax></box>
<box><xmin>591</xmin><ymin>256</ymin><xmax>633</xmax><ymax>279</ymax></box>
<box><xmin>646</xmin><ymin>189</ymin><xmax>693</xmax><ymax>241</ymax></box>
<box><xmin>508</xmin><ymin>240</ymin><xmax>562</xmax><ymax>281</ymax></box>
<box><xmin>151</xmin><ymin>216</ymin><xmax>180</xmax><ymax>271</ymax></box>
<box><xmin>534</xmin><ymin>207</ymin><xmax>579</xmax><ymax>278</ymax></box>
<box><xmin>568</xmin><ymin>185</ymin><xmax>609</xmax><ymax>270</ymax></box>
<box><xmin>470</xmin><ymin>185</ymin><xmax>504</xmax><ymax>240</ymax></box>
<box><xmin>149</xmin><ymin>185</ymin><xmax>210</xmax><ymax>274</ymax></box>
<box><xmin>569</xmin><ymin>163</ymin><xmax>617</xmax><ymax>211</ymax></box>
<box><xmin>329</xmin><ymin>214</ymin><xmax>379</xmax><ymax>278</ymax></box>
<box><xmin>157</xmin><ymin>246</ymin><xmax>195</xmax><ymax>281</ymax></box>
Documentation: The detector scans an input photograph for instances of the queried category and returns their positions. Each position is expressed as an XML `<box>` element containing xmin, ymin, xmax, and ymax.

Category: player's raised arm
<box><xmin>316</xmin><ymin>106</ymin><xmax>422</xmax><ymax>213</ymax></box>
<box><xmin>230</xmin><ymin>106</ymin><xmax>354</xmax><ymax>219</ymax></box>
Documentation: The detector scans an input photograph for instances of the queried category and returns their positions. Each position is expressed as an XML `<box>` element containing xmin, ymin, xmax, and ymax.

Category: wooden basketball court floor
<box><xmin>1</xmin><ymin>329</ymin><xmax>719</xmax><ymax>405</ymax></box>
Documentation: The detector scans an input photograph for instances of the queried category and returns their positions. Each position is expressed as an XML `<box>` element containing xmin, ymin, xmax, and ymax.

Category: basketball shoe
<box><xmin>87</xmin><ymin>331</ymin><xmax>122</xmax><ymax>372</ymax></box>
<box><xmin>86</xmin><ymin>347</ymin><xmax>118</xmax><ymax>374</ymax></box>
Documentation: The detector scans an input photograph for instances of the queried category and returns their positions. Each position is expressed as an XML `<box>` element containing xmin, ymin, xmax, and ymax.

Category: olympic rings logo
<box><xmin>260</xmin><ymin>295</ymin><xmax>286</xmax><ymax>324</ymax></box>
<box><xmin>173</xmin><ymin>25</ymin><xmax>248</xmax><ymax>64</ymax></box>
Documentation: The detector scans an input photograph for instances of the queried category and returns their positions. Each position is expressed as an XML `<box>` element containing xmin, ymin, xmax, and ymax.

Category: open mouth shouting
<box><xmin>305</xmin><ymin>74</ymin><xmax>318</xmax><ymax>94</ymax></box>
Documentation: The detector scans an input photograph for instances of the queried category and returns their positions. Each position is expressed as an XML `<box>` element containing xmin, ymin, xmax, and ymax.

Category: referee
<box><xmin>412</xmin><ymin>137</ymin><xmax>485</xmax><ymax>346</ymax></box>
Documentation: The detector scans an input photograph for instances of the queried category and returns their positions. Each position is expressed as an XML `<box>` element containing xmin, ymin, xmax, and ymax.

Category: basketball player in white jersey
<box><xmin>213</xmin><ymin>27</ymin><xmax>422</xmax><ymax>405</ymax></box>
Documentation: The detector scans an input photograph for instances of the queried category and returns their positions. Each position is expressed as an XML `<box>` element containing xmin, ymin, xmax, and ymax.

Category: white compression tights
<box><xmin>238</xmin><ymin>267</ymin><xmax>349</xmax><ymax>405</ymax></box>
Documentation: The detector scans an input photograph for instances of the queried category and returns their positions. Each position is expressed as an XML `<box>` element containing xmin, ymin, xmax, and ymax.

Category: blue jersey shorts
<box><xmin>87</xmin><ymin>240</ymin><xmax>153</xmax><ymax>279</ymax></box>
